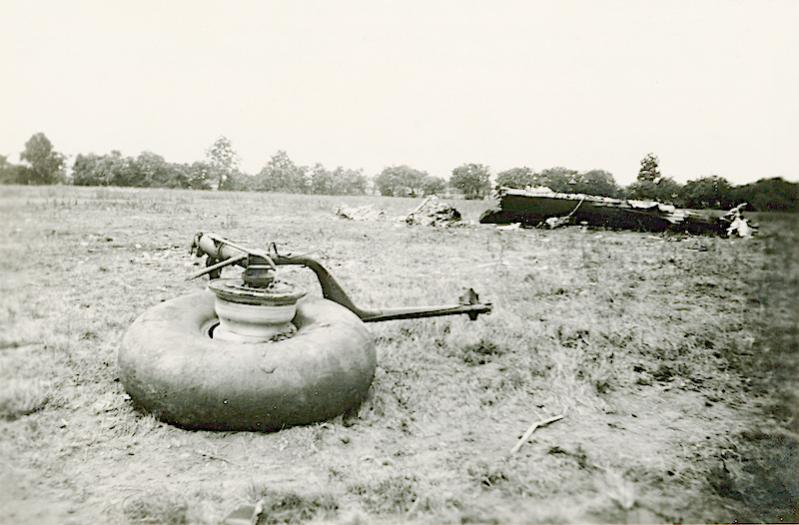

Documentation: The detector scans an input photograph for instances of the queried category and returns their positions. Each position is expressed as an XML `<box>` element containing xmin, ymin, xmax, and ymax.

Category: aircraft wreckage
<box><xmin>479</xmin><ymin>187</ymin><xmax>753</xmax><ymax>236</ymax></box>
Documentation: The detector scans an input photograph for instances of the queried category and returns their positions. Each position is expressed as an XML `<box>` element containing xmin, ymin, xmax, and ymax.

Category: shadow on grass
<box><xmin>0</xmin><ymin>379</ymin><xmax>50</xmax><ymax>421</ymax></box>
<box><xmin>348</xmin><ymin>474</ymin><xmax>418</xmax><ymax>515</ymax></box>
<box><xmin>246</xmin><ymin>486</ymin><xmax>338</xmax><ymax>524</ymax></box>
<box><xmin>123</xmin><ymin>491</ymin><xmax>188</xmax><ymax>524</ymax></box>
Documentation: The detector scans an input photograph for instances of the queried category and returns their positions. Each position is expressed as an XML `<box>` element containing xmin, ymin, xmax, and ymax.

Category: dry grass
<box><xmin>0</xmin><ymin>185</ymin><xmax>796</xmax><ymax>523</ymax></box>
<box><xmin>246</xmin><ymin>485</ymin><xmax>339</xmax><ymax>524</ymax></box>
<box><xmin>123</xmin><ymin>491</ymin><xmax>189</xmax><ymax>524</ymax></box>
<box><xmin>0</xmin><ymin>379</ymin><xmax>51</xmax><ymax>421</ymax></box>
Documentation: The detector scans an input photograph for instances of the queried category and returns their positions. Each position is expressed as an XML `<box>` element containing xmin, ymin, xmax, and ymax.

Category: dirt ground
<box><xmin>0</xmin><ymin>186</ymin><xmax>796</xmax><ymax>524</ymax></box>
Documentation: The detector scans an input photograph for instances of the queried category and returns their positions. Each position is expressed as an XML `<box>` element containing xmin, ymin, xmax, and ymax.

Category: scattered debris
<box><xmin>335</xmin><ymin>205</ymin><xmax>385</xmax><ymax>221</ymax></box>
<box><xmin>722</xmin><ymin>203</ymin><xmax>755</xmax><ymax>238</ymax></box>
<box><xmin>543</xmin><ymin>196</ymin><xmax>586</xmax><ymax>229</ymax></box>
<box><xmin>193</xmin><ymin>449</ymin><xmax>236</xmax><ymax>465</ymax></box>
<box><xmin>495</xmin><ymin>222</ymin><xmax>522</xmax><ymax>231</ymax></box>
<box><xmin>221</xmin><ymin>503</ymin><xmax>256</xmax><ymax>525</ymax></box>
<box><xmin>509</xmin><ymin>414</ymin><xmax>565</xmax><ymax>455</ymax></box>
<box><xmin>222</xmin><ymin>490</ymin><xmax>339</xmax><ymax>525</ymax></box>
<box><xmin>481</xmin><ymin>187</ymin><xmax>754</xmax><ymax>236</ymax></box>
<box><xmin>405</xmin><ymin>196</ymin><xmax>462</xmax><ymax>227</ymax></box>
<box><xmin>544</xmin><ymin>216</ymin><xmax>572</xmax><ymax>229</ymax></box>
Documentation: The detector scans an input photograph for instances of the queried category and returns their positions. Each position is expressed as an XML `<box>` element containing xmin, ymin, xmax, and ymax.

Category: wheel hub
<box><xmin>207</xmin><ymin>259</ymin><xmax>306</xmax><ymax>343</ymax></box>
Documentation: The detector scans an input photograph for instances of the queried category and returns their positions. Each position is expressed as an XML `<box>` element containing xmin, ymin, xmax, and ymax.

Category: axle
<box><xmin>189</xmin><ymin>232</ymin><xmax>492</xmax><ymax>323</ymax></box>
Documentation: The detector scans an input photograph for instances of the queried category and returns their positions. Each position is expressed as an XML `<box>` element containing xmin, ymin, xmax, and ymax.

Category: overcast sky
<box><xmin>2</xmin><ymin>0</ymin><xmax>796</xmax><ymax>185</ymax></box>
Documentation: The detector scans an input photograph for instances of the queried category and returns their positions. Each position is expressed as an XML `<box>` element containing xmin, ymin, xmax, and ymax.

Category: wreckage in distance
<box><xmin>479</xmin><ymin>187</ymin><xmax>753</xmax><ymax>237</ymax></box>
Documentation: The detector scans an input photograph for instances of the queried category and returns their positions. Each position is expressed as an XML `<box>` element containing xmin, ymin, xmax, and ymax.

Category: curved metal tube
<box><xmin>191</xmin><ymin>233</ymin><xmax>492</xmax><ymax>322</ymax></box>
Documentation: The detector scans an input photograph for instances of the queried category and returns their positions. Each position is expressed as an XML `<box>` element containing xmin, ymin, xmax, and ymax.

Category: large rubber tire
<box><xmin>119</xmin><ymin>291</ymin><xmax>376</xmax><ymax>431</ymax></box>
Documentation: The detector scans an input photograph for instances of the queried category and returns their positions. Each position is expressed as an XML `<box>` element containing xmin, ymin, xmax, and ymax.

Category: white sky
<box><xmin>1</xmin><ymin>0</ymin><xmax>797</xmax><ymax>185</ymax></box>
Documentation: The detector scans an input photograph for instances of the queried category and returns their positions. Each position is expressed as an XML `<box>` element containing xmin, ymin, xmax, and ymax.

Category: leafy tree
<box><xmin>637</xmin><ymin>153</ymin><xmax>661</xmax><ymax>182</ymax></box>
<box><xmin>133</xmin><ymin>152</ymin><xmax>173</xmax><ymax>187</ymax></box>
<box><xmin>375</xmin><ymin>165</ymin><xmax>428</xmax><ymax>196</ymax></box>
<box><xmin>72</xmin><ymin>153</ymin><xmax>104</xmax><ymax>186</ymax></box>
<box><xmin>105</xmin><ymin>151</ymin><xmax>138</xmax><ymax>186</ymax></box>
<box><xmin>255</xmin><ymin>151</ymin><xmax>307</xmax><ymax>193</ymax></box>
<box><xmin>538</xmin><ymin>167</ymin><xmax>579</xmax><ymax>193</ymax></box>
<box><xmin>335</xmin><ymin>167</ymin><xmax>368</xmax><ymax>195</ymax></box>
<box><xmin>450</xmin><ymin>163</ymin><xmax>491</xmax><ymax>199</ymax></box>
<box><xmin>0</xmin><ymin>154</ymin><xmax>24</xmax><ymax>184</ymax></box>
<box><xmin>72</xmin><ymin>151</ymin><xmax>210</xmax><ymax>189</ymax></box>
<box><xmin>185</xmin><ymin>161</ymin><xmax>213</xmax><ymax>190</ymax></box>
<box><xmin>731</xmin><ymin>177</ymin><xmax>799</xmax><ymax>212</ymax></box>
<box><xmin>495</xmin><ymin>167</ymin><xmax>537</xmax><ymax>190</ymax></box>
<box><xmin>421</xmin><ymin>176</ymin><xmax>447</xmax><ymax>196</ymax></box>
<box><xmin>19</xmin><ymin>132</ymin><xmax>65</xmax><ymax>184</ymax></box>
<box><xmin>309</xmin><ymin>164</ymin><xmax>335</xmax><ymax>195</ymax></box>
<box><xmin>73</xmin><ymin>151</ymin><xmax>136</xmax><ymax>186</ymax></box>
<box><xmin>309</xmin><ymin>164</ymin><xmax>368</xmax><ymax>195</ymax></box>
<box><xmin>0</xmin><ymin>155</ymin><xmax>10</xmax><ymax>183</ymax></box>
<box><xmin>680</xmin><ymin>175</ymin><xmax>734</xmax><ymax>209</ymax></box>
<box><xmin>572</xmin><ymin>169</ymin><xmax>621</xmax><ymax>198</ymax></box>
<box><xmin>206</xmin><ymin>136</ymin><xmax>239</xmax><ymax>190</ymax></box>
<box><xmin>627</xmin><ymin>177</ymin><xmax>683</xmax><ymax>205</ymax></box>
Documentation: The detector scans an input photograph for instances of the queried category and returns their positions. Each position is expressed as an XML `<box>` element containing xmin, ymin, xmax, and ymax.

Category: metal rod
<box><xmin>186</xmin><ymin>253</ymin><xmax>247</xmax><ymax>280</ymax></box>
<box><xmin>360</xmin><ymin>304</ymin><xmax>492</xmax><ymax>323</ymax></box>
<box><xmin>205</xmin><ymin>233</ymin><xmax>276</xmax><ymax>269</ymax></box>
<box><xmin>191</xmin><ymin>233</ymin><xmax>493</xmax><ymax>322</ymax></box>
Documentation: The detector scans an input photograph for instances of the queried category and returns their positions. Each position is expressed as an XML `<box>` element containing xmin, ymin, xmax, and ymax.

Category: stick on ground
<box><xmin>509</xmin><ymin>414</ymin><xmax>565</xmax><ymax>455</ymax></box>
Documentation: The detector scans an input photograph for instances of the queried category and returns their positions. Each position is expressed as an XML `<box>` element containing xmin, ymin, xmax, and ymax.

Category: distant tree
<box><xmin>572</xmin><ymin>169</ymin><xmax>621</xmax><ymax>198</ymax></box>
<box><xmin>495</xmin><ymin>167</ymin><xmax>537</xmax><ymax>190</ymax></box>
<box><xmin>637</xmin><ymin>153</ymin><xmax>661</xmax><ymax>182</ymax></box>
<box><xmin>731</xmin><ymin>177</ymin><xmax>799</xmax><ymax>212</ymax></box>
<box><xmin>72</xmin><ymin>153</ymin><xmax>104</xmax><ymax>186</ymax></box>
<box><xmin>627</xmin><ymin>177</ymin><xmax>683</xmax><ymax>205</ymax></box>
<box><xmin>497</xmin><ymin>166</ymin><xmax>618</xmax><ymax>196</ymax></box>
<box><xmin>334</xmin><ymin>167</ymin><xmax>369</xmax><ymax>195</ymax></box>
<box><xmin>450</xmin><ymin>163</ymin><xmax>491</xmax><ymax>199</ymax></box>
<box><xmin>374</xmin><ymin>166</ymin><xmax>399</xmax><ymax>196</ymax></box>
<box><xmin>0</xmin><ymin>154</ymin><xmax>23</xmax><ymax>184</ymax></box>
<box><xmin>0</xmin><ymin>155</ymin><xmax>10</xmax><ymax>183</ymax></box>
<box><xmin>538</xmin><ymin>167</ymin><xmax>579</xmax><ymax>193</ymax></box>
<box><xmin>421</xmin><ymin>176</ymin><xmax>447</xmax><ymax>196</ymax></box>
<box><xmin>185</xmin><ymin>161</ymin><xmax>213</xmax><ymax>190</ymax></box>
<box><xmin>72</xmin><ymin>150</ymin><xmax>210</xmax><ymax>189</ymax></box>
<box><xmin>19</xmin><ymin>132</ymin><xmax>65</xmax><ymax>184</ymax></box>
<box><xmin>309</xmin><ymin>164</ymin><xmax>335</xmax><ymax>195</ymax></box>
<box><xmin>206</xmin><ymin>136</ymin><xmax>239</xmax><ymax>190</ymax></box>
<box><xmin>73</xmin><ymin>151</ymin><xmax>138</xmax><ymax>186</ymax></box>
<box><xmin>105</xmin><ymin>151</ymin><xmax>138</xmax><ymax>186</ymax></box>
<box><xmin>375</xmin><ymin>165</ymin><xmax>429</xmax><ymax>196</ymax></box>
<box><xmin>308</xmin><ymin>164</ymin><xmax>368</xmax><ymax>195</ymax></box>
<box><xmin>255</xmin><ymin>151</ymin><xmax>307</xmax><ymax>193</ymax></box>
<box><xmin>680</xmin><ymin>175</ymin><xmax>734</xmax><ymax>209</ymax></box>
<box><xmin>133</xmin><ymin>152</ymin><xmax>174</xmax><ymax>187</ymax></box>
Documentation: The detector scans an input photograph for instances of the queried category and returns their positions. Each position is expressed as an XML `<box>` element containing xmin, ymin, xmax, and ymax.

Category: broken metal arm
<box><xmin>189</xmin><ymin>232</ymin><xmax>492</xmax><ymax>323</ymax></box>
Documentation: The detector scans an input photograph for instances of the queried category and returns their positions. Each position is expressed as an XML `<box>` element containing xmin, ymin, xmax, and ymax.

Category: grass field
<box><xmin>0</xmin><ymin>185</ymin><xmax>797</xmax><ymax>524</ymax></box>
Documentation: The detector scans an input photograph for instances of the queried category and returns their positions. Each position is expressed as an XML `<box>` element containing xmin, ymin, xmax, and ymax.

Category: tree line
<box><xmin>1</xmin><ymin>133</ymin><xmax>796</xmax><ymax>212</ymax></box>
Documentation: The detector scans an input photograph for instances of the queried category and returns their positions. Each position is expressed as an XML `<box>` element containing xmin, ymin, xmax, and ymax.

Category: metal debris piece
<box><xmin>723</xmin><ymin>203</ymin><xmax>755</xmax><ymax>238</ymax></box>
<box><xmin>481</xmin><ymin>187</ymin><xmax>753</xmax><ymax>236</ymax></box>
<box><xmin>509</xmin><ymin>414</ymin><xmax>565</xmax><ymax>455</ymax></box>
<box><xmin>405</xmin><ymin>196</ymin><xmax>462</xmax><ymax>227</ymax></box>
<box><xmin>221</xmin><ymin>503</ymin><xmax>257</xmax><ymax>525</ymax></box>
<box><xmin>335</xmin><ymin>205</ymin><xmax>385</xmax><ymax>221</ymax></box>
<box><xmin>190</xmin><ymin>233</ymin><xmax>492</xmax><ymax>323</ymax></box>
<box><xmin>544</xmin><ymin>216</ymin><xmax>573</xmax><ymax>229</ymax></box>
